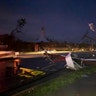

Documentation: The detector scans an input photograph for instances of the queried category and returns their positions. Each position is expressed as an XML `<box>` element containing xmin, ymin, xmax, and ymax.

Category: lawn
<box><xmin>15</xmin><ymin>66</ymin><xmax>96</xmax><ymax>96</ymax></box>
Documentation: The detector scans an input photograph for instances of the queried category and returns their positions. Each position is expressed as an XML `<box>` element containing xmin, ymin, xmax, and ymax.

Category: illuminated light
<box><xmin>81</xmin><ymin>49</ymin><xmax>84</xmax><ymax>51</ymax></box>
<box><xmin>91</xmin><ymin>49</ymin><xmax>94</xmax><ymax>51</ymax></box>
<box><xmin>92</xmin><ymin>54</ymin><xmax>95</xmax><ymax>57</ymax></box>
<box><xmin>15</xmin><ymin>52</ymin><xmax>19</xmax><ymax>55</ymax></box>
<box><xmin>14</xmin><ymin>59</ymin><xmax>20</xmax><ymax>62</ymax></box>
<box><xmin>72</xmin><ymin>49</ymin><xmax>74</xmax><ymax>51</ymax></box>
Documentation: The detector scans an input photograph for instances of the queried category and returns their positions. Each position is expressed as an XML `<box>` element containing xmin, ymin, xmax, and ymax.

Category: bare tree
<box><xmin>10</xmin><ymin>18</ymin><xmax>26</xmax><ymax>37</ymax></box>
<box><xmin>8</xmin><ymin>18</ymin><xmax>26</xmax><ymax>50</ymax></box>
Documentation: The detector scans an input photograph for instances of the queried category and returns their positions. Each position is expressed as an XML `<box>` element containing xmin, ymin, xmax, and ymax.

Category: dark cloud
<box><xmin>0</xmin><ymin>0</ymin><xmax>96</xmax><ymax>42</ymax></box>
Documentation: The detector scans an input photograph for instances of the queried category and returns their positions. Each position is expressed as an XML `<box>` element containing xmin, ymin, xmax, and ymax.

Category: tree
<box><xmin>10</xmin><ymin>18</ymin><xmax>26</xmax><ymax>37</ymax></box>
<box><xmin>8</xmin><ymin>18</ymin><xmax>26</xmax><ymax>50</ymax></box>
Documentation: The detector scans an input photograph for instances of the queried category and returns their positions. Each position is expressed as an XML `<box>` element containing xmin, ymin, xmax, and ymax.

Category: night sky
<box><xmin>0</xmin><ymin>0</ymin><xmax>96</xmax><ymax>42</ymax></box>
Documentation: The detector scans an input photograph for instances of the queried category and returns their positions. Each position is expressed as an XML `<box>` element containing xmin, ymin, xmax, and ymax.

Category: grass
<box><xmin>15</xmin><ymin>66</ymin><xmax>96</xmax><ymax>96</ymax></box>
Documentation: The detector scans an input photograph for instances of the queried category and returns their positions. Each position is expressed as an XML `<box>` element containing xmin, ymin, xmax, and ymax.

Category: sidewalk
<box><xmin>48</xmin><ymin>73</ymin><xmax>96</xmax><ymax>96</ymax></box>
